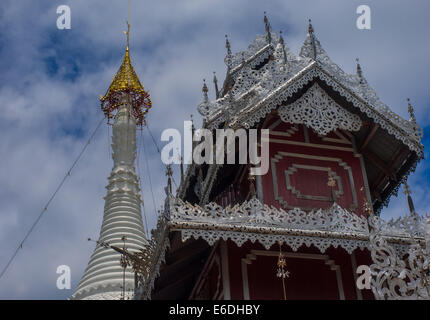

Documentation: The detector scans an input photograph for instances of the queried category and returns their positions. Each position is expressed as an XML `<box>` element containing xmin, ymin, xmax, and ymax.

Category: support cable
<box><xmin>145</xmin><ymin>122</ymin><xmax>178</xmax><ymax>189</ymax></box>
<box><xmin>142</xmin><ymin>131</ymin><xmax>159</xmax><ymax>220</ymax></box>
<box><xmin>0</xmin><ymin>116</ymin><xmax>105</xmax><ymax>281</ymax></box>
<box><xmin>136</xmin><ymin>128</ymin><xmax>149</xmax><ymax>238</ymax></box>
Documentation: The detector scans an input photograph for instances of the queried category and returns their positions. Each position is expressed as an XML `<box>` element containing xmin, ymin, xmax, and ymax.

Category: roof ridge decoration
<box><xmin>225</xmin><ymin>32</ymin><xmax>279</xmax><ymax>71</ymax></box>
<box><xmin>278</xmin><ymin>30</ymin><xmax>287</xmax><ymax>65</ymax></box>
<box><xmin>100</xmin><ymin>22</ymin><xmax>152</xmax><ymax>126</ymax></box>
<box><xmin>407</xmin><ymin>98</ymin><xmax>423</xmax><ymax>141</ymax></box>
<box><xmin>224</xmin><ymin>34</ymin><xmax>232</xmax><ymax>68</ymax></box>
<box><xmin>299</xmin><ymin>19</ymin><xmax>317</xmax><ymax>60</ymax></box>
<box><xmin>264</xmin><ymin>11</ymin><xmax>272</xmax><ymax>44</ymax></box>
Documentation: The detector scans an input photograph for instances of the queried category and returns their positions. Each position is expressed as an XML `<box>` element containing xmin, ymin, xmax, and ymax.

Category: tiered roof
<box><xmin>190</xmin><ymin>17</ymin><xmax>424</xmax><ymax>213</ymax></box>
<box><xmin>198</xmin><ymin>20</ymin><xmax>423</xmax><ymax>155</ymax></box>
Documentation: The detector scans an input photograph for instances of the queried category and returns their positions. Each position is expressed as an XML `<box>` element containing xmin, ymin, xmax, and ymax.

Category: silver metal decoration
<box><xmin>368</xmin><ymin>214</ymin><xmax>430</xmax><ymax>300</ymax></box>
<box><xmin>277</xmin><ymin>83</ymin><xmax>362</xmax><ymax>135</ymax></box>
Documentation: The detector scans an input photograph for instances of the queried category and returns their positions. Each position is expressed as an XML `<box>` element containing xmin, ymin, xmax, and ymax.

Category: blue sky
<box><xmin>0</xmin><ymin>0</ymin><xmax>429</xmax><ymax>299</ymax></box>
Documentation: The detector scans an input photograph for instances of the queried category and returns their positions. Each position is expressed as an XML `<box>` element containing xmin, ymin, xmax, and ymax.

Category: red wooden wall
<box><xmin>223</xmin><ymin>240</ymin><xmax>374</xmax><ymax>300</ymax></box>
<box><xmin>261</xmin><ymin>120</ymin><xmax>369</xmax><ymax>216</ymax></box>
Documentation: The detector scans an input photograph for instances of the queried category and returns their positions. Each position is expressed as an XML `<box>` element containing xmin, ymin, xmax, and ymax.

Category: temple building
<box><xmin>73</xmin><ymin>14</ymin><xmax>429</xmax><ymax>300</ymax></box>
<box><xmin>137</xmin><ymin>16</ymin><xmax>427</xmax><ymax>300</ymax></box>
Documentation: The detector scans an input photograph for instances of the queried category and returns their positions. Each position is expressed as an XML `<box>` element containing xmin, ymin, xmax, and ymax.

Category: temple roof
<box><xmin>198</xmin><ymin>20</ymin><xmax>423</xmax><ymax>156</ymax></box>
<box><xmin>192</xmin><ymin>18</ymin><xmax>424</xmax><ymax>214</ymax></box>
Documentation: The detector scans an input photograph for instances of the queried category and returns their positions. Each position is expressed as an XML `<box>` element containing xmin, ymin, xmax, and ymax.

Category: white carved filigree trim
<box><xmin>139</xmin><ymin>196</ymin><xmax>428</xmax><ymax>299</ymax></box>
<box><xmin>137</xmin><ymin>199</ymin><xmax>429</xmax><ymax>300</ymax></box>
<box><xmin>170</xmin><ymin>196</ymin><xmax>369</xmax><ymax>234</ymax></box>
<box><xmin>230</xmin><ymin>43</ymin><xmax>273</xmax><ymax>74</ymax></box>
<box><xmin>368</xmin><ymin>215</ymin><xmax>430</xmax><ymax>300</ymax></box>
<box><xmin>167</xmin><ymin>196</ymin><xmax>423</xmax><ymax>257</ymax></box>
<box><xmin>180</xmin><ymin>228</ymin><xmax>369</xmax><ymax>254</ymax></box>
<box><xmin>278</xmin><ymin>83</ymin><xmax>362</xmax><ymax>135</ymax></box>
<box><xmin>382</xmin><ymin>212</ymin><xmax>430</xmax><ymax>238</ymax></box>
<box><xmin>228</xmin><ymin>34</ymin><xmax>278</xmax><ymax>70</ymax></box>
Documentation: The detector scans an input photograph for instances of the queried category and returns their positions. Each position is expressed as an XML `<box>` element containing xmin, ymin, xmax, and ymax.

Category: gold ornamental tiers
<box><xmin>100</xmin><ymin>24</ymin><xmax>152</xmax><ymax>126</ymax></box>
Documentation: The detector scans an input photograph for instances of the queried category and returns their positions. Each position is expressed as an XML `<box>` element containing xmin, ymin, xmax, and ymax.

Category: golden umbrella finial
<box><xmin>100</xmin><ymin>0</ymin><xmax>152</xmax><ymax>126</ymax></box>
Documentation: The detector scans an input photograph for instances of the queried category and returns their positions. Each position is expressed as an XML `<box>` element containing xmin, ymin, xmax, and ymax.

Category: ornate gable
<box><xmin>277</xmin><ymin>83</ymin><xmax>362</xmax><ymax>136</ymax></box>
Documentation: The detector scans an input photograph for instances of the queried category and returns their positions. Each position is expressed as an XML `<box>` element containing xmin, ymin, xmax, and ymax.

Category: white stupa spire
<box><xmin>71</xmin><ymin>94</ymin><xmax>148</xmax><ymax>300</ymax></box>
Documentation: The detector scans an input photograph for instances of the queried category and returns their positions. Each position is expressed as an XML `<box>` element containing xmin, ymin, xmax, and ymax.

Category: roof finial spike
<box><xmin>264</xmin><ymin>11</ymin><xmax>272</xmax><ymax>43</ymax></box>
<box><xmin>407</xmin><ymin>98</ymin><xmax>417</xmax><ymax>123</ymax></box>
<box><xmin>406</xmin><ymin>98</ymin><xmax>424</xmax><ymax>141</ymax></box>
<box><xmin>165</xmin><ymin>164</ymin><xmax>173</xmax><ymax>194</ymax></box>
<box><xmin>190</xmin><ymin>114</ymin><xmax>195</xmax><ymax>132</ymax></box>
<box><xmin>356</xmin><ymin>58</ymin><xmax>363</xmax><ymax>80</ymax></box>
<box><xmin>202</xmin><ymin>79</ymin><xmax>209</xmax><ymax>103</ymax></box>
<box><xmin>225</xmin><ymin>34</ymin><xmax>232</xmax><ymax>56</ymax></box>
<box><xmin>403</xmin><ymin>176</ymin><xmax>416</xmax><ymax>214</ymax></box>
<box><xmin>279</xmin><ymin>30</ymin><xmax>284</xmax><ymax>45</ymax></box>
<box><xmin>178</xmin><ymin>153</ymin><xmax>184</xmax><ymax>185</ymax></box>
<box><xmin>125</xmin><ymin>22</ymin><xmax>130</xmax><ymax>50</ymax></box>
<box><xmin>224</xmin><ymin>34</ymin><xmax>232</xmax><ymax>68</ymax></box>
<box><xmin>279</xmin><ymin>30</ymin><xmax>287</xmax><ymax>64</ymax></box>
<box><xmin>213</xmin><ymin>72</ymin><xmax>220</xmax><ymax>99</ymax></box>
<box><xmin>125</xmin><ymin>0</ymin><xmax>131</xmax><ymax>50</ymax></box>
<box><xmin>308</xmin><ymin>19</ymin><xmax>314</xmax><ymax>34</ymax></box>
<box><xmin>306</xmin><ymin>19</ymin><xmax>317</xmax><ymax>60</ymax></box>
